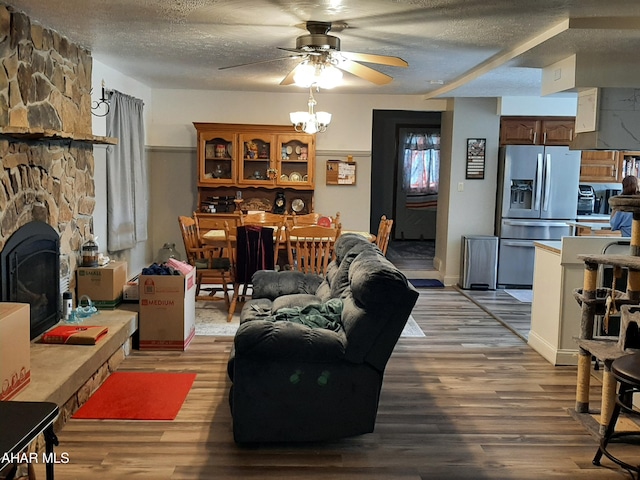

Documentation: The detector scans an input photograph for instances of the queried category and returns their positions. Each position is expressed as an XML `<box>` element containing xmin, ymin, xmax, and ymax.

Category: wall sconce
<box><xmin>290</xmin><ymin>87</ymin><xmax>331</xmax><ymax>134</ymax></box>
<box><xmin>91</xmin><ymin>80</ymin><xmax>110</xmax><ymax>117</ymax></box>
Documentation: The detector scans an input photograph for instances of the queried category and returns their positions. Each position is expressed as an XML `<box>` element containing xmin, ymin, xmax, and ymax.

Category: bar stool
<box><xmin>593</xmin><ymin>352</ymin><xmax>640</xmax><ymax>477</ymax></box>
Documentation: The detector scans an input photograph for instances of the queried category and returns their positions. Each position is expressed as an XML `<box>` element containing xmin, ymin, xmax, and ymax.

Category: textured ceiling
<box><xmin>5</xmin><ymin>0</ymin><xmax>640</xmax><ymax>97</ymax></box>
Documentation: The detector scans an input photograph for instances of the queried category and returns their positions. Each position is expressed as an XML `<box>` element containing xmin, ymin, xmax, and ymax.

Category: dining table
<box><xmin>201</xmin><ymin>228</ymin><xmax>376</xmax><ymax>246</ymax></box>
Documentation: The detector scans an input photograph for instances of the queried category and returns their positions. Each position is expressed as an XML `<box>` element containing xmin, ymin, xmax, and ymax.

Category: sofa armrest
<box><xmin>251</xmin><ymin>270</ymin><xmax>324</xmax><ymax>300</ymax></box>
<box><xmin>233</xmin><ymin>320</ymin><xmax>346</xmax><ymax>362</ymax></box>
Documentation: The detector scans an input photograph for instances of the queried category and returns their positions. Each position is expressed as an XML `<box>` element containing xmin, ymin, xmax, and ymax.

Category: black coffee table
<box><xmin>0</xmin><ymin>401</ymin><xmax>59</xmax><ymax>480</ymax></box>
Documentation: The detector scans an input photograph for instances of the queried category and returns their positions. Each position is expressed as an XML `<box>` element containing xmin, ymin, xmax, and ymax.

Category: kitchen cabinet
<box><xmin>579</xmin><ymin>150</ymin><xmax>621</xmax><ymax>183</ymax></box>
<box><xmin>193</xmin><ymin>123</ymin><xmax>316</xmax><ymax>213</ymax></box>
<box><xmin>500</xmin><ymin>116</ymin><xmax>575</xmax><ymax>146</ymax></box>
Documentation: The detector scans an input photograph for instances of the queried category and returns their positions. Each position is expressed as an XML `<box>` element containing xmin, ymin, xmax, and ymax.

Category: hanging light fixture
<box><xmin>290</xmin><ymin>87</ymin><xmax>331</xmax><ymax>134</ymax></box>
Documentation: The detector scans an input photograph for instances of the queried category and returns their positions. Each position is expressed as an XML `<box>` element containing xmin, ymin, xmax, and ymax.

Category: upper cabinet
<box><xmin>198</xmin><ymin>130</ymin><xmax>237</xmax><ymax>184</ymax></box>
<box><xmin>194</xmin><ymin>123</ymin><xmax>315</xmax><ymax>190</ymax></box>
<box><xmin>579</xmin><ymin>150</ymin><xmax>621</xmax><ymax>183</ymax></box>
<box><xmin>500</xmin><ymin>117</ymin><xmax>575</xmax><ymax>146</ymax></box>
<box><xmin>579</xmin><ymin>150</ymin><xmax>640</xmax><ymax>183</ymax></box>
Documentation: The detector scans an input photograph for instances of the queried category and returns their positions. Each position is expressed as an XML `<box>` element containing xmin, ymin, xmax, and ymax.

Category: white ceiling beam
<box><xmin>422</xmin><ymin>19</ymin><xmax>570</xmax><ymax>99</ymax></box>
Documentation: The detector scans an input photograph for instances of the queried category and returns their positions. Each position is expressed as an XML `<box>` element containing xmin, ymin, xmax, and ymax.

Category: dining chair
<box><xmin>286</xmin><ymin>223</ymin><xmax>342</xmax><ymax>275</ymax></box>
<box><xmin>193</xmin><ymin>211</ymin><xmax>239</xmax><ymax>246</ymax></box>
<box><xmin>228</xmin><ymin>223</ymin><xmax>277</xmax><ymax>320</ymax></box>
<box><xmin>376</xmin><ymin>215</ymin><xmax>394</xmax><ymax>255</ymax></box>
<box><xmin>291</xmin><ymin>212</ymin><xmax>320</xmax><ymax>225</ymax></box>
<box><xmin>239</xmin><ymin>211</ymin><xmax>288</xmax><ymax>265</ymax></box>
<box><xmin>177</xmin><ymin>215</ymin><xmax>233</xmax><ymax>306</ymax></box>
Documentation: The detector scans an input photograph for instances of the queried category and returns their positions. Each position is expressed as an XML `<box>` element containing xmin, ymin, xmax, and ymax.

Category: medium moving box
<box><xmin>0</xmin><ymin>303</ymin><xmax>30</xmax><ymax>400</ymax></box>
<box><xmin>138</xmin><ymin>267</ymin><xmax>196</xmax><ymax>350</ymax></box>
<box><xmin>76</xmin><ymin>261</ymin><xmax>127</xmax><ymax>309</ymax></box>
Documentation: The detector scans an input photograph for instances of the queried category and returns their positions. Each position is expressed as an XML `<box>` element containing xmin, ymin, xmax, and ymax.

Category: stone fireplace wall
<box><xmin>0</xmin><ymin>4</ymin><xmax>95</xmax><ymax>265</ymax></box>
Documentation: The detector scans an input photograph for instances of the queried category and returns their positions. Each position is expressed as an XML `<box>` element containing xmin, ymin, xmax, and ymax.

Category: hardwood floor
<box><xmin>458</xmin><ymin>287</ymin><xmax>532</xmax><ymax>341</ymax></box>
<box><xmin>31</xmin><ymin>288</ymin><xmax>635</xmax><ymax>479</ymax></box>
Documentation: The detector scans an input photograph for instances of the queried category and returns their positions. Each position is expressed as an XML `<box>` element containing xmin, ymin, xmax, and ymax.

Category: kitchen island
<box><xmin>528</xmin><ymin>236</ymin><xmax>627</xmax><ymax>365</ymax></box>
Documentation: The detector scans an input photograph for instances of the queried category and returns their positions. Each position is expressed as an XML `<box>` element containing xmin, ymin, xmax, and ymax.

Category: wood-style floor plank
<box><xmin>30</xmin><ymin>288</ymin><xmax>633</xmax><ymax>479</ymax></box>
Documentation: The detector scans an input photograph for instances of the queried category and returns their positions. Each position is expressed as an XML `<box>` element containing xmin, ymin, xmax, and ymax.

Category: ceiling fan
<box><xmin>219</xmin><ymin>21</ymin><xmax>408</xmax><ymax>87</ymax></box>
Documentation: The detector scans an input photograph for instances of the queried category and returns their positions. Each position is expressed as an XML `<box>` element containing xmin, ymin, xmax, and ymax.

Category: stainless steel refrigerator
<box><xmin>496</xmin><ymin>145</ymin><xmax>581</xmax><ymax>287</ymax></box>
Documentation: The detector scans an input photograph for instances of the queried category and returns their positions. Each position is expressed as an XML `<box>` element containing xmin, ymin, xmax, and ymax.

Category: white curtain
<box><xmin>105</xmin><ymin>91</ymin><xmax>148</xmax><ymax>252</ymax></box>
<box><xmin>402</xmin><ymin>132</ymin><xmax>440</xmax><ymax>210</ymax></box>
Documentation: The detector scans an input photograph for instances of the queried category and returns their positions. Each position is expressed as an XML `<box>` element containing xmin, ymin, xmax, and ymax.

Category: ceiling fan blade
<box><xmin>277</xmin><ymin>47</ymin><xmax>322</xmax><ymax>56</ymax></box>
<box><xmin>219</xmin><ymin>55</ymin><xmax>302</xmax><ymax>71</ymax></box>
<box><xmin>280</xmin><ymin>63</ymin><xmax>304</xmax><ymax>85</ymax></box>
<box><xmin>337</xmin><ymin>59</ymin><xmax>394</xmax><ymax>85</ymax></box>
<box><xmin>339</xmin><ymin>51</ymin><xmax>408</xmax><ymax>68</ymax></box>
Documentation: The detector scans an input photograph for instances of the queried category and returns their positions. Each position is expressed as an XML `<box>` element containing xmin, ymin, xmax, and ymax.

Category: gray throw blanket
<box><xmin>266</xmin><ymin>298</ymin><xmax>343</xmax><ymax>331</ymax></box>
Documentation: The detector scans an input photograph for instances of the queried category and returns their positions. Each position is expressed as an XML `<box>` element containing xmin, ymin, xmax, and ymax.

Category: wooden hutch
<box><xmin>193</xmin><ymin>123</ymin><xmax>316</xmax><ymax>217</ymax></box>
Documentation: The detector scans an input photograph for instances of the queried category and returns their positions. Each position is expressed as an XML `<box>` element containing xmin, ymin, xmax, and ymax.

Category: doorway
<box><xmin>370</xmin><ymin>110</ymin><xmax>441</xmax><ymax>274</ymax></box>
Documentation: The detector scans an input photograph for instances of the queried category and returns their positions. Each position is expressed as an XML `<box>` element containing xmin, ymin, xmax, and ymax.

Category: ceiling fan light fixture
<box><xmin>317</xmin><ymin>64</ymin><xmax>342</xmax><ymax>89</ymax></box>
<box><xmin>293</xmin><ymin>60</ymin><xmax>343</xmax><ymax>89</ymax></box>
<box><xmin>293</xmin><ymin>62</ymin><xmax>316</xmax><ymax>88</ymax></box>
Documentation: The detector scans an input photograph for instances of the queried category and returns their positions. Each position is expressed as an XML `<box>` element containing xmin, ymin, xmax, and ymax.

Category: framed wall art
<box><xmin>466</xmin><ymin>138</ymin><xmax>486</xmax><ymax>179</ymax></box>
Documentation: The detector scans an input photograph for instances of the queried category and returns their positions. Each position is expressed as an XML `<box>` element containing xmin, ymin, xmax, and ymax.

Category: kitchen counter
<box><xmin>533</xmin><ymin>240</ymin><xmax>561</xmax><ymax>254</ymax></box>
<box><xmin>566</xmin><ymin>220</ymin><xmax>620</xmax><ymax>236</ymax></box>
<box><xmin>576</xmin><ymin>214</ymin><xmax>610</xmax><ymax>222</ymax></box>
<box><xmin>529</xmin><ymin>236</ymin><xmax>628</xmax><ymax>366</ymax></box>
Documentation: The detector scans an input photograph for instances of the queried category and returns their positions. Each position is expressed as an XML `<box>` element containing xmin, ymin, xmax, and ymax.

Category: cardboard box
<box><xmin>0</xmin><ymin>303</ymin><xmax>31</xmax><ymax>400</ymax></box>
<box><xmin>123</xmin><ymin>276</ymin><xmax>139</xmax><ymax>302</ymax></box>
<box><xmin>138</xmin><ymin>267</ymin><xmax>196</xmax><ymax>350</ymax></box>
<box><xmin>76</xmin><ymin>261</ymin><xmax>127</xmax><ymax>309</ymax></box>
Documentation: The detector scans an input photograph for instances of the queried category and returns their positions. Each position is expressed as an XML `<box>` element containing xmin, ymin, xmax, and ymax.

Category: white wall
<box><xmin>498</xmin><ymin>96</ymin><xmax>577</xmax><ymax>116</ymax></box>
<box><xmin>148</xmin><ymin>90</ymin><xmax>447</xmax><ymax>234</ymax></box>
<box><xmin>436</xmin><ymin>98</ymin><xmax>502</xmax><ymax>285</ymax></box>
<box><xmin>88</xmin><ymin>62</ymin><xmax>575</xmax><ymax>284</ymax></box>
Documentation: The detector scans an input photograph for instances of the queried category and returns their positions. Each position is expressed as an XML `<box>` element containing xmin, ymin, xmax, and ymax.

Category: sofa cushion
<box><xmin>272</xmin><ymin>293</ymin><xmax>324</xmax><ymax>311</ymax></box>
<box><xmin>340</xmin><ymin>251</ymin><xmax>415</xmax><ymax>363</ymax></box>
<box><xmin>251</xmin><ymin>270</ymin><xmax>323</xmax><ymax>300</ymax></box>
<box><xmin>348</xmin><ymin>251</ymin><xmax>410</xmax><ymax>308</ymax></box>
<box><xmin>330</xmin><ymin>241</ymin><xmax>379</xmax><ymax>299</ymax></box>
<box><xmin>334</xmin><ymin>233</ymin><xmax>371</xmax><ymax>264</ymax></box>
<box><xmin>234</xmin><ymin>320</ymin><xmax>347</xmax><ymax>362</ymax></box>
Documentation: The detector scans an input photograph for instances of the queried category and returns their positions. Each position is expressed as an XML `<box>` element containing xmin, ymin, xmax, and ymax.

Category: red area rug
<box><xmin>73</xmin><ymin>372</ymin><xmax>196</xmax><ymax>420</ymax></box>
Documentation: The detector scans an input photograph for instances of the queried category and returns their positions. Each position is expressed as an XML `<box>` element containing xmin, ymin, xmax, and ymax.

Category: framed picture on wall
<box><xmin>466</xmin><ymin>138</ymin><xmax>486</xmax><ymax>179</ymax></box>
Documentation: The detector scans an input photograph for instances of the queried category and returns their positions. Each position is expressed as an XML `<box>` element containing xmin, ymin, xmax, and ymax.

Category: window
<box><xmin>402</xmin><ymin>132</ymin><xmax>440</xmax><ymax>194</ymax></box>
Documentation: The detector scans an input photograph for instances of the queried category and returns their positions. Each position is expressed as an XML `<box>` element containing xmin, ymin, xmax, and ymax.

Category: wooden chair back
<box><xmin>291</xmin><ymin>212</ymin><xmax>320</xmax><ymax>226</ymax></box>
<box><xmin>286</xmin><ymin>224</ymin><xmax>342</xmax><ymax>275</ymax></box>
<box><xmin>240</xmin><ymin>211</ymin><xmax>288</xmax><ymax>264</ymax></box>
<box><xmin>181</xmin><ymin>216</ymin><xmax>237</xmax><ymax>309</ymax></box>
<box><xmin>240</xmin><ymin>211</ymin><xmax>287</xmax><ymax>226</ymax></box>
<box><xmin>178</xmin><ymin>215</ymin><xmax>205</xmax><ymax>265</ymax></box>
<box><xmin>193</xmin><ymin>212</ymin><xmax>239</xmax><ymax>240</ymax></box>
<box><xmin>376</xmin><ymin>215</ymin><xmax>394</xmax><ymax>255</ymax></box>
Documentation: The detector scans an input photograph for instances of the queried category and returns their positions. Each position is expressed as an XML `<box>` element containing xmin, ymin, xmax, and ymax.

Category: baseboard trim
<box><xmin>527</xmin><ymin>331</ymin><xmax>578</xmax><ymax>366</ymax></box>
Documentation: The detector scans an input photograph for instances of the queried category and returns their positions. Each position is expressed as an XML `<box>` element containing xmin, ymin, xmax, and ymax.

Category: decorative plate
<box><xmin>291</xmin><ymin>198</ymin><xmax>305</xmax><ymax>212</ymax></box>
<box><xmin>227</xmin><ymin>143</ymin><xmax>232</xmax><ymax>156</ymax></box>
<box><xmin>289</xmin><ymin>171</ymin><xmax>302</xmax><ymax>182</ymax></box>
<box><xmin>295</xmin><ymin>145</ymin><xmax>302</xmax><ymax>154</ymax></box>
<box><xmin>286</xmin><ymin>145</ymin><xmax>293</xmax><ymax>154</ymax></box>
<box><xmin>302</xmin><ymin>174</ymin><xmax>308</xmax><ymax>182</ymax></box>
<box><xmin>280</xmin><ymin>174</ymin><xmax>289</xmax><ymax>181</ymax></box>
<box><xmin>205</xmin><ymin>144</ymin><xmax>215</xmax><ymax>159</ymax></box>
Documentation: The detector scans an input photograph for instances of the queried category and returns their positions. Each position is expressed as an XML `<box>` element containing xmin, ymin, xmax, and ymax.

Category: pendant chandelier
<box><xmin>290</xmin><ymin>87</ymin><xmax>331</xmax><ymax>134</ymax></box>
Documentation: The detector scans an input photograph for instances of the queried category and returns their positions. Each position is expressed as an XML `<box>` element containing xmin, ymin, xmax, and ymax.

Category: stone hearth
<box><xmin>14</xmin><ymin>308</ymin><xmax>138</xmax><ymax>430</ymax></box>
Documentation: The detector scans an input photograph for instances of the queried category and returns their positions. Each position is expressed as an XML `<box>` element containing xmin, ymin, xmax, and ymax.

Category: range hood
<box><xmin>570</xmin><ymin>87</ymin><xmax>640</xmax><ymax>151</ymax></box>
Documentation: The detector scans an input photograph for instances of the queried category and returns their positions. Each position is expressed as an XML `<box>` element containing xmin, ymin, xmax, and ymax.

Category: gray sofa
<box><xmin>227</xmin><ymin>233</ymin><xmax>419</xmax><ymax>443</ymax></box>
